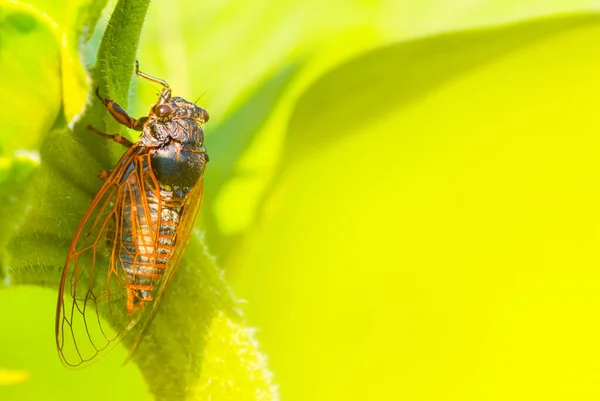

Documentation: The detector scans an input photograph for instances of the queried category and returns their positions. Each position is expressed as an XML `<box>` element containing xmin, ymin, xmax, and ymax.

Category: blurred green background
<box><xmin>4</xmin><ymin>0</ymin><xmax>600</xmax><ymax>400</ymax></box>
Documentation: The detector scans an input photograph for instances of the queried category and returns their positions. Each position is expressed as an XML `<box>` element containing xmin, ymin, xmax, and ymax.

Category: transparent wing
<box><xmin>55</xmin><ymin>145</ymin><xmax>163</xmax><ymax>368</ymax></box>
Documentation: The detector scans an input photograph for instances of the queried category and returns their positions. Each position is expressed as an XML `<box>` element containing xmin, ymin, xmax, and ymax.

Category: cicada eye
<box><xmin>155</xmin><ymin>104</ymin><xmax>172</xmax><ymax>117</ymax></box>
<box><xmin>197</xmin><ymin>107</ymin><xmax>209</xmax><ymax>123</ymax></box>
<box><xmin>201</xmin><ymin>109</ymin><xmax>209</xmax><ymax>123</ymax></box>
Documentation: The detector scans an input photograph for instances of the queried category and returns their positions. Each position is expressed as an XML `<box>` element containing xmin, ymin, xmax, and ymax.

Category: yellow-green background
<box><xmin>3</xmin><ymin>0</ymin><xmax>600</xmax><ymax>400</ymax></box>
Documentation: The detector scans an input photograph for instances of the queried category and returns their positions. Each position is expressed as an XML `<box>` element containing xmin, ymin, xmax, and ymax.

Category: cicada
<box><xmin>55</xmin><ymin>62</ymin><xmax>209</xmax><ymax>368</ymax></box>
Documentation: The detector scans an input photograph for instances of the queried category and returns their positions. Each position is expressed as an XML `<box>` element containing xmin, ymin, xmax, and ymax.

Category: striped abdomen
<box><xmin>119</xmin><ymin>186</ymin><xmax>183</xmax><ymax>313</ymax></box>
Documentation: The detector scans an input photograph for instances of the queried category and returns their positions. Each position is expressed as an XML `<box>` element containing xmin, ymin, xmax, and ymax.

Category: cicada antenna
<box><xmin>194</xmin><ymin>91</ymin><xmax>208</xmax><ymax>105</ymax></box>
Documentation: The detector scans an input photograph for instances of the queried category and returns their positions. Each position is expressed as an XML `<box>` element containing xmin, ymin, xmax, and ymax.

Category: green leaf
<box><xmin>285</xmin><ymin>12</ymin><xmax>600</xmax><ymax>160</ymax></box>
<box><xmin>0</xmin><ymin>0</ymin><xmax>111</xmax><ymax>150</ymax></box>
<box><xmin>257</xmin><ymin>12</ymin><xmax>600</xmax><ymax>233</ymax></box>
<box><xmin>228</xmin><ymin>11</ymin><xmax>600</xmax><ymax>401</ymax></box>
<box><xmin>0</xmin><ymin>2</ymin><xmax>62</xmax><ymax>154</ymax></box>
<box><xmin>0</xmin><ymin>156</ymin><xmax>37</xmax><ymax>284</ymax></box>
<box><xmin>203</xmin><ymin>61</ymin><xmax>301</xmax><ymax>256</ymax></box>
<box><xmin>0</xmin><ymin>1</ymin><xmax>59</xmax><ymax>284</ymax></box>
<box><xmin>61</xmin><ymin>0</ymin><xmax>110</xmax><ymax>122</ymax></box>
<box><xmin>207</xmin><ymin>62</ymin><xmax>301</xmax><ymax>202</ymax></box>
<box><xmin>4</xmin><ymin>0</ymin><xmax>276</xmax><ymax>399</ymax></box>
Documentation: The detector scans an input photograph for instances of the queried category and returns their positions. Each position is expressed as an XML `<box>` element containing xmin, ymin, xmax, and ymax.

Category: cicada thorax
<box><xmin>149</xmin><ymin>117</ymin><xmax>208</xmax><ymax>188</ymax></box>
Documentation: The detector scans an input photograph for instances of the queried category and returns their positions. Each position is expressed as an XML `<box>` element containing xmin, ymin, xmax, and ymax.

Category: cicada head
<box><xmin>142</xmin><ymin>93</ymin><xmax>209</xmax><ymax>146</ymax></box>
<box><xmin>148</xmin><ymin>90</ymin><xmax>208</xmax><ymax>123</ymax></box>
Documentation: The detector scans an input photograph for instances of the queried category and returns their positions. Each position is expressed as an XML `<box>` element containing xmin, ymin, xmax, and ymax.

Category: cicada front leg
<box><xmin>97</xmin><ymin>170</ymin><xmax>112</xmax><ymax>181</ymax></box>
<box><xmin>94</xmin><ymin>88</ymin><xmax>148</xmax><ymax>131</ymax></box>
<box><xmin>135</xmin><ymin>60</ymin><xmax>172</xmax><ymax>104</ymax></box>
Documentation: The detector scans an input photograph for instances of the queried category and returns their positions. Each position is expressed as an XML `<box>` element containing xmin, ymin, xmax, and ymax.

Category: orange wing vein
<box><xmin>56</xmin><ymin>144</ymin><xmax>206</xmax><ymax>368</ymax></box>
<box><xmin>56</xmin><ymin>145</ymin><xmax>155</xmax><ymax>368</ymax></box>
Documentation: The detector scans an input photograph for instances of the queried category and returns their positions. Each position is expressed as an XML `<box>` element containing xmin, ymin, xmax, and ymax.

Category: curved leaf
<box><xmin>285</xmin><ymin>12</ymin><xmax>600</xmax><ymax>159</ymax></box>
<box><xmin>203</xmin><ymin>61</ymin><xmax>301</xmax><ymax>257</ymax></box>
<box><xmin>0</xmin><ymin>2</ymin><xmax>62</xmax><ymax>154</ymax></box>
<box><xmin>230</xmin><ymin>11</ymin><xmax>600</xmax><ymax>401</ymax></box>
<box><xmin>0</xmin><ymin>156</ymin><xmax>37</xmax><ymax>284</ymax></box>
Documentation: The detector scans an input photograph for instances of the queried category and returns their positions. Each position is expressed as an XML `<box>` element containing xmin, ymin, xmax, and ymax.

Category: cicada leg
<box><xmin>135</xmin><ymin>60</ymin><xmax>172</xmax><ymax>104</ymax></box>
<box><xmin>87</xmin><ymin>124</ymin><xmax>134</xmax><ymax>148</ymax></box>
<box><xmin>94</xmin><ymin>88</ymin><xmax>148</xmax><ymax>131</ymax></box>
<box><xmin>135</xmin><ymin>60</ymin><xmax>169</xmax><ymax>88</ymax></box>
<box><xmin>98</xmin><ymin>170</ymin><xmax>112</xmax><ymax>181</ymax></box>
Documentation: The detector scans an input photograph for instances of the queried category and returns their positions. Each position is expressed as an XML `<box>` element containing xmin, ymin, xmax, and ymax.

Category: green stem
<box><xmin>73</xmin><ymin>0</ymin><xmax>151</xmax><ymax>169</ymax></box>
<box><xmin>95</xmin><ymin>0</ymin><xmax>151</xmax><ymax>102</ymax></box>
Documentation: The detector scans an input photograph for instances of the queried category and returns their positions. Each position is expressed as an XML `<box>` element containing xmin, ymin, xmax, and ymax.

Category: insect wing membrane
<box><xmin>56</xmin><ymin>145</ymin><xmax>164</xmax><ymax>368</ymax></box>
